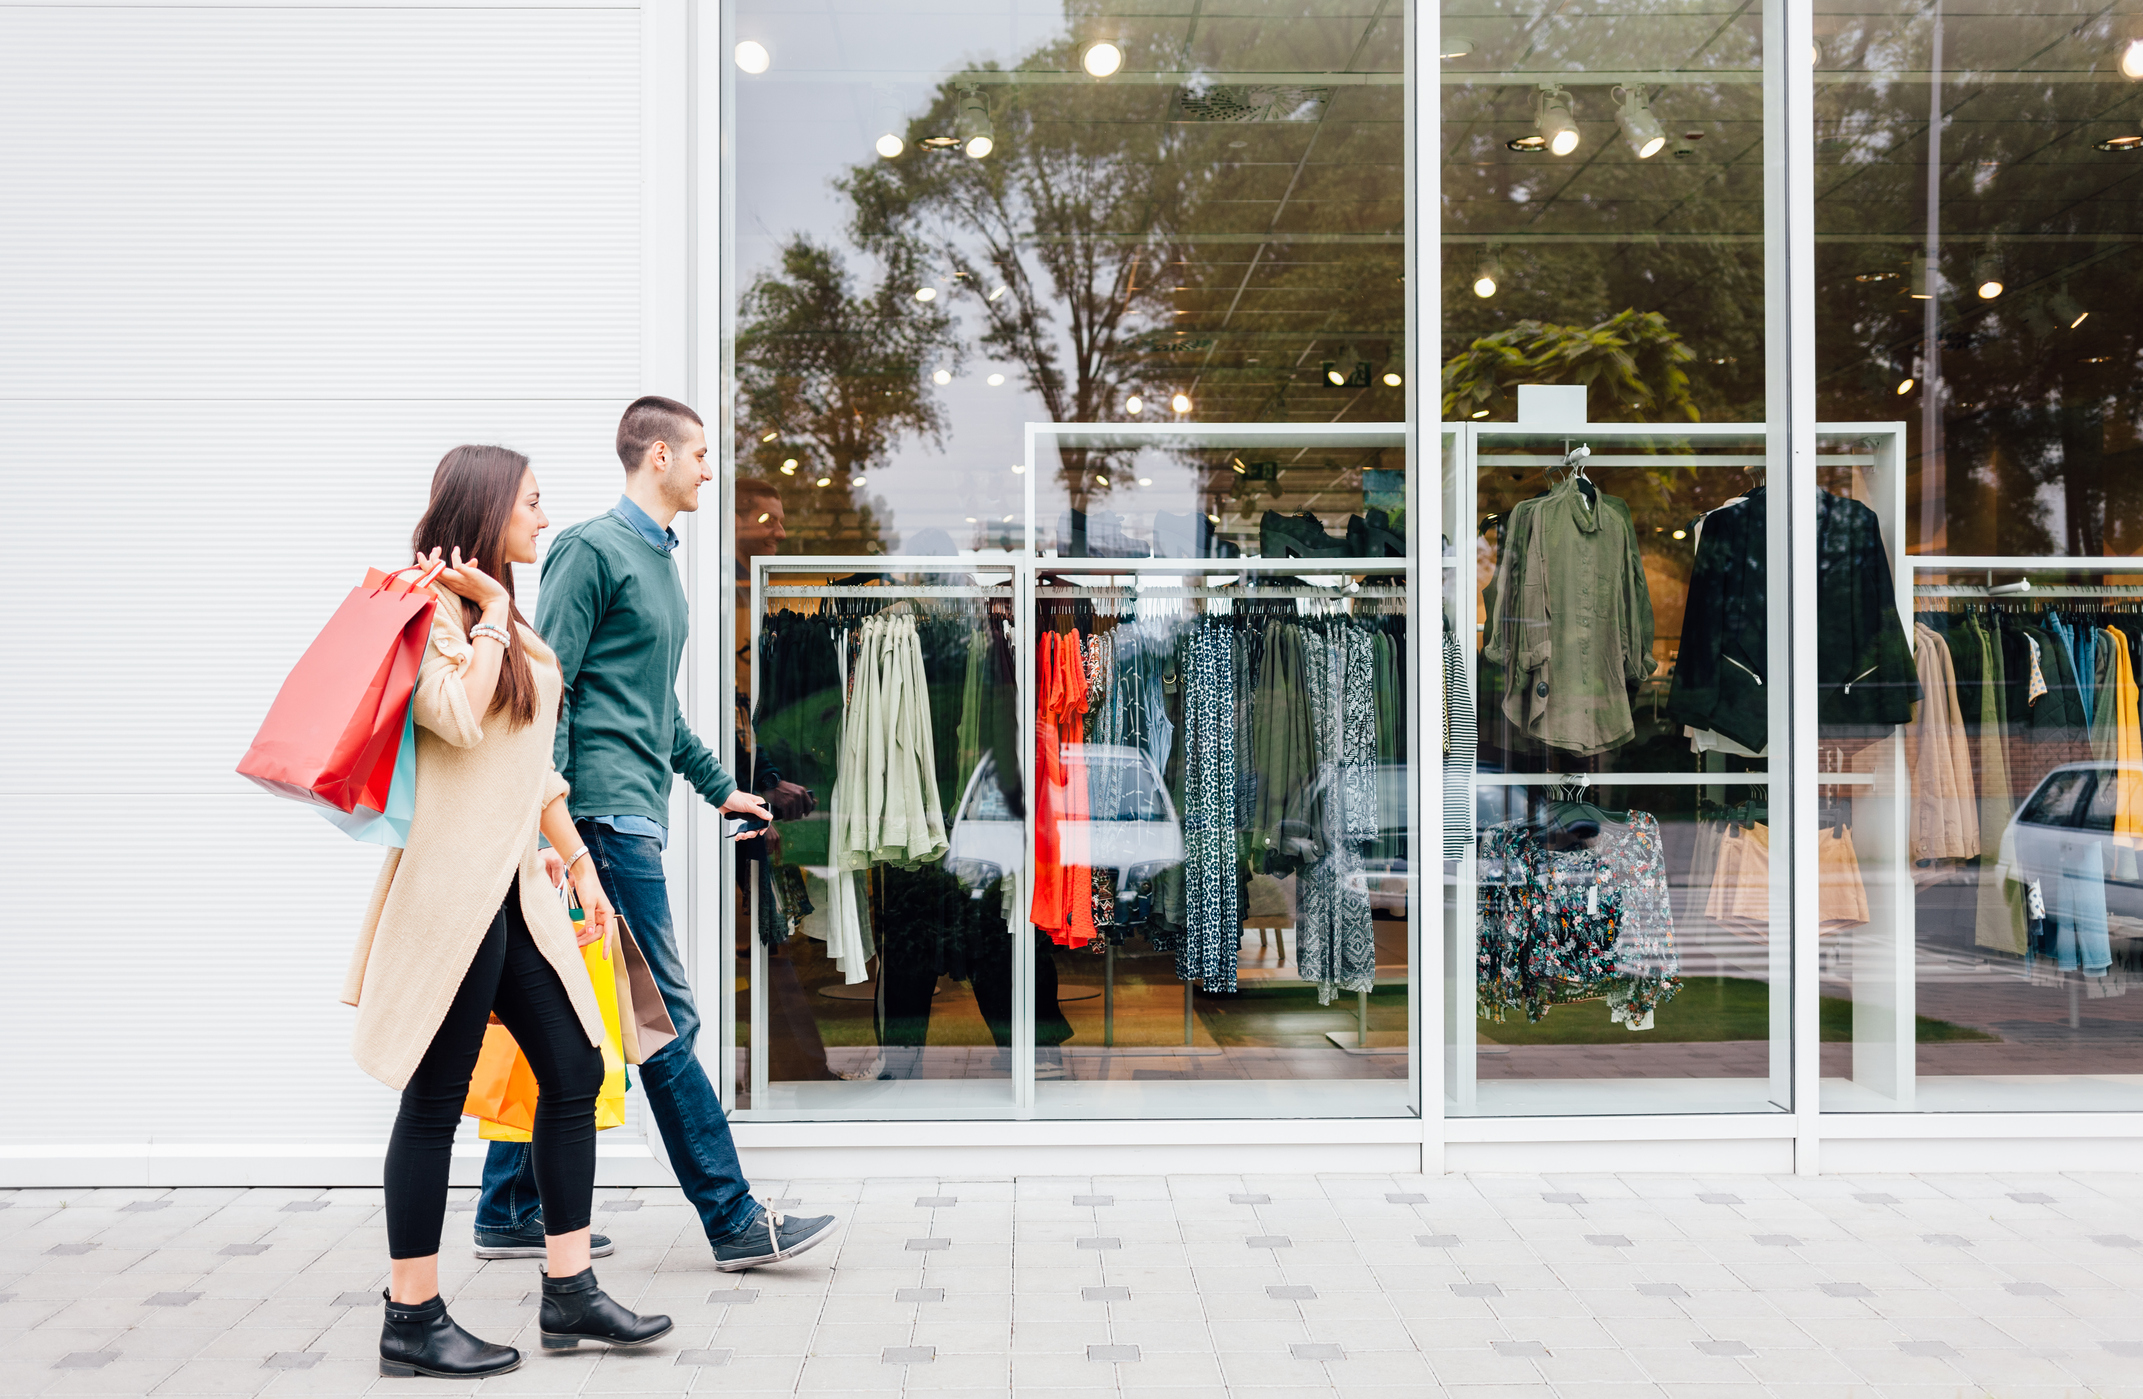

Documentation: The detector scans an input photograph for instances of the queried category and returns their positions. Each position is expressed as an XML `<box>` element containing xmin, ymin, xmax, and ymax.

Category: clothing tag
<box><xmin>1586</xmin><ymin>883</ymin><xmax>1598</xmax><ymax>916</ymax></box>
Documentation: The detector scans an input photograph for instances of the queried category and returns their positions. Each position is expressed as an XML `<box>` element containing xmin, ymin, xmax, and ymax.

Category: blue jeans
<box><xmin>477</xmin><ymin>822</ymin><xmax>758</xmax><ymax>1241</ymax></box>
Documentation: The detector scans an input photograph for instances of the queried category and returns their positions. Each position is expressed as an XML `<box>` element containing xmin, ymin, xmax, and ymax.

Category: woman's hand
<box><xmin>422</xmin><ymin>546</ymin><xmax>510</xmax><ymax>616</ymax></box>
<box><xmin>571</xmin><ymin>861</ymin><xmax>615</xmax><ymax>950</ymax></box>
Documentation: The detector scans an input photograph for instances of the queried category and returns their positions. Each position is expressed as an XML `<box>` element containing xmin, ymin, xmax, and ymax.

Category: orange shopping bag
<box><xmin>464</xmin><ymin>924</ymin><xmax>629</xmax><ymax>1141</ymax></box>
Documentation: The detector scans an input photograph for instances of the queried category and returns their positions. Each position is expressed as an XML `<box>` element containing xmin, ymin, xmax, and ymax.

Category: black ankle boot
<box><xmin>379</xmin><ymin>1290</ymin><xmax>520</xmax><ymax>1379</ymax></box>
<box><xmin>539</xmin><ymin>1267</ymin><xmax>673</xmax><ymax>1351</ymax></box>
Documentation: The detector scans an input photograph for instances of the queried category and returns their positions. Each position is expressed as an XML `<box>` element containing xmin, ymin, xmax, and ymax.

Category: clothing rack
<box><xmin>764</xmin><ymin>585</ymin><xmax>1010</xmax><ymax>598</ymax></box>
<box><xmin>1915</xmin><ymin>584</ymin><xmax>2143</xmax><ymax>599</ymax></box>
<box><xmin>1034</xmin><ymin>586</ymin><xmax>1405</xmax><ymax>599</ymax></box>
<box><xmin>1472</xmin><ymin>772</ymin><xmax>1873</xmax><ymax>787</ymax></box>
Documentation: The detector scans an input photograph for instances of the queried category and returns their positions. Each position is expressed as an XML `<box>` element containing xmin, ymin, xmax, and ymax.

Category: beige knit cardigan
<box><xmin>341</xmin><ymin>582</ymin><xmax>604</xmax><ymax>1090</ymax></box>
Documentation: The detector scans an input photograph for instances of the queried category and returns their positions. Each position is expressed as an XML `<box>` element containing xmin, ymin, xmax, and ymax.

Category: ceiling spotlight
<box><xmin>1535</xmin><ymin>85</ymin><xmax>1580</xmax><ymax>156</ymax></box>
<box><xmin>734</xmin><ymin>40</ymin><xmax>770</xmax><ymax>74</ymax></box>
<box><xmin>1080</xmin><ymin>40</ymin><xmax>1124</xmax><ymax>78</ymax></box>
<box><xmin>1470</xmin><ymin>408</ymin><xmax>1491</xmax><ymax>419</ymax></box>
<box><xmin>816</xmin><ymin>476</ymin><xmax>832</xmax><ymax>487</ymax></box>
<box><xmin>1973</xmin><ymin>250</ymin><xmax>2004</xmax><ymax>300</ymax></box>
<box><xmin>1171</xmin><ymin>392</ymin><xmax>1193</xmax><ymax>414</ymax></box>
<box><xmin>1613</xmin><ymin>85</ymin><xmax>1666</xmax><ymax>159</ymax></box>
<box><xmin>1325</xmin><ymin>346</ymin><xmax>1363</xmax><ymax>386</ymax></box>
<box><xmin>780</xmin><ymin>458</ymin><xmax>799</xmax><ymax>474</ymax></box>
<box><xmin>1138</xmin><ymin>477</ymin><xmax>1153</xmax><ymax>486</ymax></box>
<box><xmin>760</xmin><ymin>429</ymin><xmax>779</xmax><ymax>442</ymax></box>
<box><xmin>2095</xmin><ymin>133</ymin><xmax>2143</xmax><ymax>151</ymax></box>
<box><xmin>1382</xmin><ymin>371</ymin><xmax>1403</xmax><ymax>387</ymax></box>
<box><xmin>1441</xmin><ymin>35</ymin><xmax>1475</xmax><ymax>59</ymax></box>
<box><xmin>2052</xmin><ymin>286</ymin><xmax>2088</xmax><ymax>328</ymax></box>
<box><xmin>1910</xmin><ymin>249</ymin><xmax>1935</xmax><ymax>300</ymax></box>
<box><xmin>956</xmin><ymin>86</ymin><xmax>994</xmax><ymax>159</ymax></box>
<box><xmin>987</xmin><ymin>284</ymin><xmax>1008</xmax><ymax>301</ymax></box>
<box><xmin>1126</xmin><ymin>394</ymin><xmax>1144</xmax><ymax>415</ymax></box>
<box><xmin>987</xmin><ymin>373</ymin><xmax>1005</xmax><ymax>386</ymax></box>
<box><xmin>915</xmin><ymin>286</ymin><xmax>937</xmax><ymax>302</ymax></box>
<box><xmin>1473</xmin><ymin>246</ymin><xmax>1501</xmax><ymax>298</ymax></box>
<box><xmin>876</xmin><ymin>132</ymin><xmax>905</xmax><ymax>159</ymax></box>
<box><xmin>1895</xmin><ymin>377</ymin><xmax>1914</xmax><ymax>395</ymax></box>
<box><xmin>1095</xmin><ymin>473</ymin><xmax>1110</xmax><ymax>486</ymax></box>
<box><xmin>2123</xmin><ymin>38</ymin><xmax>2143</xmax><ymax>79</ymax></box>
<box><xmin>932</xmin><ymin>368</ymin><xmax>952</xmax><ymax>385</ymax></box>
<box><xmin>852</xmin><ymin>474</ymin><xmax>867</xmax><ymax>486</ymax></box>
<box><xmin>1011</xmin><ymin>463</ymin><xmax>1025</xmax><ymax>473</ymax></box>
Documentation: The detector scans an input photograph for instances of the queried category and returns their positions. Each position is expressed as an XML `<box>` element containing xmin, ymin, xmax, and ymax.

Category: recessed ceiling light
<box><xmin>875</xmin><ymin>133</ymin><xmax>904</xmax><ymax>159</ymax></box>
<box><xmin>816</xmin><ymin>476</ymin><xmax>832</xmax><ymax>487</ymax></box>
<box><xmin>780</xmin><ymin>459</ymin><xmax>798</xmax><ymax>474</ymax></box>
<box><xmin>852</xmin><ymin>475</ymin><xmax>867</xmax><ymax>486</ymax></box>
<box><xmin>986</xmin><ymin>373</ymin><xmax>1005</xmax><ymax>386</ymax></box>
<box><xmin>920</xmin><ymin>135</ymin><xmax>960</xmax><ymax>148</ymax></box>
<box><xmin>734</xmin><ymin>40</ymin><xmax>770</xmax><ymax>74</ymax></box>
<box><xmin>1441</xmin><ymin>36</ymin><xmax>1475</xmax><ymax>59</ymax></box>
<box><xmin>932</xmin><ymin>368</ymin><xmax>952</xmax><ymax>385</ymax></box>
<box><xmin>915</xmin><ymin>286</ymin><xmax>937</xmax><ymax>302</ymax></box>
<box><xmin>1506</xmin><ymin>134</ymin><xmax>1548</xmax><ymax>153</ymax></box>
<box><xmin>1125</xmin><ymin>395</ymin><xmax>1144</xmax><ymax>415</ymax></box>
<box><xmin>2095</xmin><ymin>133</ymin><xmax>2143</xmax><ymax>151</ymax></box>
<box><xmin>1171</xmin><ymin>392</ymin><xmax>1193</xmax><ymax>413</ymax></box>
<box><xmin>2122</xmin><ymin>38</ymin><xmax>2143</xmax><ymax>80</ymax></box>
<box><xmin>1470</xmin><ymin>409</ymin><xmax>1491</xmax><ymax>419</ymax></box>
<box><xmin>1080</xmin><ymin>40</ymin><xmax>1124</xmax><ymax>78</ymax></box>
<box><xmin>761</xmin><ymin>429</ymin><xmax>779</xmax><ymax>442</ymax></box>
<box><xmin>1382</xmin><ymin>371</ymin><xmax>1403</xmax><ymax>387</ymax></box>
<box><xmin>1138</xmin><ymin>477</ymin><xmax>1153</xmax><ymax>486</ymax></box>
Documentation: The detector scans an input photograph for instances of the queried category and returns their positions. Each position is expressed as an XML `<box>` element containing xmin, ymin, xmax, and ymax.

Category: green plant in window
<box><xmin>1442</xmin><ymin>309</ymin><xmax>1700</xmax><ymax>424</ymax></box>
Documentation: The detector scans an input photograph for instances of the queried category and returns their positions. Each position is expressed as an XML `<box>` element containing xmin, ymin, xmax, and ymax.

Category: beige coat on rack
<box><xmin>1905</xmin><ymin>622</ymin><xmax>1980</xmax><ymax>874</ymax></box>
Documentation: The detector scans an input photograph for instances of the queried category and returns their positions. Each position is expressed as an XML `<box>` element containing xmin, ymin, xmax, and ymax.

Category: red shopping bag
<box><xmin>237</xmin><ymin>561</ymin><xmax>447</xmax><ymax>814</ymax></box>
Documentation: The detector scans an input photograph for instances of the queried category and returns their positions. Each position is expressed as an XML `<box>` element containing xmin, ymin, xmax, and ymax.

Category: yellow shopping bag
<box><xmin>467</xmin><ymin>932</ymin><xmax>629</xmax><ymax>1141</ymax></box>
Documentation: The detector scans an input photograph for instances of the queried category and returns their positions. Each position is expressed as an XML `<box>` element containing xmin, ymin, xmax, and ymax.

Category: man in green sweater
<box><xmin>473</xmin><ymin>395</ymin><xmax>837</xmax><ymax>1270</ymax></box>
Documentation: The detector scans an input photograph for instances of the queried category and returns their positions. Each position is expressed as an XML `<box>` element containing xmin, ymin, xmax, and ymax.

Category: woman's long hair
<box><xmin>411</xmin><ymin>445</ymin><xmax>538</xmax><ymax>730</ymax></box>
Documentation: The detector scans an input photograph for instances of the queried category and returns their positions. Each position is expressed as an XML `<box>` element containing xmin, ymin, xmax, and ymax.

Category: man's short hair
<box><xmin>735</xmin><ymin>478</ymin><xmax>783</xmax><ymax>515</ymax></box>
<box><xmin>616</xmin><ymin>395</ymin><xmax>704</xmax><ymax>472</ymax></box>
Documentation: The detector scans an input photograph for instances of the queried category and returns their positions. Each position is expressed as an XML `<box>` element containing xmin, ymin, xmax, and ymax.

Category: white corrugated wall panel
<box><xmin>0</xmin><ymin>6</ymin><xmax>668</xmax><ymax>1164</ymax></box>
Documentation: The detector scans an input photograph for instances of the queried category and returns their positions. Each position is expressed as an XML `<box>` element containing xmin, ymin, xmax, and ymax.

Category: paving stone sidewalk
<box><xmin>3</xmin><ymin>1172</ymin><xmax>2141</xmax><ymax>1397</ymax></box>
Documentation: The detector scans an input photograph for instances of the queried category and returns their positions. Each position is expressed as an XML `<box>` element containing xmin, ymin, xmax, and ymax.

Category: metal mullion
<box><xmin>1777</xmin><ymin>0</ymin><xmax>1824</xmax><ymax>1173</ymax></box>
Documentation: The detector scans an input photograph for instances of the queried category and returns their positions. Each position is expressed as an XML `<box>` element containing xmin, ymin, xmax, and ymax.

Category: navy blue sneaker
<box><xmin>709</xmin><ymin>1204</ymin><xmax>837</xmax><ymax>1271</ymax></box>
<box><xmin>472</xmin><ymin>1222</ymin><xmax>615</xmax><ymax>1261</ymax></box>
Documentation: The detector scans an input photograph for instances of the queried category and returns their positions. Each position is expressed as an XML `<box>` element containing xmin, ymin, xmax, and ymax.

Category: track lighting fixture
<box><xmin>1910</xmin><ymin>250</ymin><xmax>1935</xmax><ymax>300</ymax></box>
<box><xmin>734</xmin><ymin>40</ymin><xmax>770</xmax><ymax>74</ymax></box>
<box><xmin>1473</xmin><ymin>246</ymin><xmax>1500</xmax><ymax>299</ymax></box>
<box><xmin>1973</xmin><ymin>250</ymin><xmax>2004</xmax><ymax>300</ymax></box>
<box><xmin>1080</xmin><ymin>40</ymin><xmax>1124</xmax><ymax>78</ymax></box>
<box><xmin>2094</xmin><ymin>133</ymin><xmax>2143</xmax><ymax>151</ymax></box>
<box><xmin>955</xmin><ymin>86</ymin><xmax>994</xmax><ymax>159</ymax></box>
<box><xmin>1324</xmin><ymin>346</ymin><xmax>1364</xmax><ymax>387</ymax></box>
<box><xmin>2123</xmin><ymin>38</ymin><xmax>2143</xmax><ymax>79</ymax></box>
<box><xmin>1535</xmin><ymin>85</ymin><xmax>1580</xmax><ymax>156</ymax></box>
<box><xmin>1440</xmin><ymin>35</ymin><xmax>1474</xmax><ymax>59</ymax></box>
<box><xmin>1613</xmin><ymin>85</ymin><xmax>1666</xmax><ymax>159</ymax></box>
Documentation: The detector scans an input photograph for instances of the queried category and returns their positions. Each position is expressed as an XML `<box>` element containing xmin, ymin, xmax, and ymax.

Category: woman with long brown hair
<box><xmin>344</xmin><ymin>445</ymin><xmax>670</xmax><ymax>1378</ymax></box>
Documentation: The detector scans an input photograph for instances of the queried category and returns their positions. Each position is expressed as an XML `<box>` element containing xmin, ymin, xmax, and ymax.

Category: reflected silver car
<box><xmin>944</xmin><ymin>745</ymin><xmax>1185</xmax><ymax>909</ymax></box>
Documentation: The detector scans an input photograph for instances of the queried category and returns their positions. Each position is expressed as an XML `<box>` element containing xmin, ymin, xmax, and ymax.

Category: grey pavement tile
<box><xmin>899</xmin><ymin>1286</ymin><xmax>947</xmax><ymax>1301</ymax></box>
<box><xmin>1541</xmin><ymin>1194</ymin><xmax>1585</xmax><ymax>1205</ymax></box>
<box><xmin>1491</xmin><ymin>1339</ymin><xmax>1549</xmax><ymax>1357</ymax></box>
<box><xmin>1230</xmin><ymin>1195</ymin><xmax>1272</xmax><ymax>1205</ymax></box>
<box><xmin>882</xmin><ymin>1345</ymin><xmax>936</xmax><ymax>1362</ymax></box>
<box><xmin>1698</xmin><ymin>1194</ymin><xmax>1743</xmax><ymax>1206</ymax></box>
<box><xmin>704</xmin><ymin>1288</ymin><xmax>758</xmax><ymax>1304</ymax></box>
<box><xmin>1586</xmin><ymin>1236</ymin><xmax>1633</xmax><ymax>1248</ymax></box>
<box><xmin>219</xmin><ymin>1244</ymin><xmax>270</xmax><ymax>1257</ymax></box>
<box><xmin>1087</xmin><ymin>1344</ymin><xmax>1141</xmax><ymax>1362</ymax></box>
<box><xmin>915</xmin><ymin>1196</ymin><xmax>957</xmax><ymax>1208</ymax></box>
<box><xmin>145</xmin><ymin>1292</ymin><xmax>202</xmax><ymax>1307</ymax></box>
<box><xmin>261</xmin><ymin>1353</ymin><xmax>322</xmax><ymax>1370</ymax></box>
<box><xmin>1074</xmin><ymin>1237</ymin><xmax>1121</xmax><ymax>1250</ymax></box>
<box><xmin>1635</xmin><ymin>1283</ymin><xmax>1688</xmax><ymax>1298</ymax></box>
<box><xmin>1270</xmin><ymin>1285</ymin><xmax>1319</xmax><ymax>1300</ymax></box>
<box><xmin>674</xmin><ymin>1347</ymin><xmax>732</xmax><ymax>1366</ymax></box>
<box><xmin>1071</xmin><ymin>1195</ymin><xmax>1113</xmax><ymax>1206</ymax></box>
<box><xmin>1694</xmin><ymin>1340</ymin><xmax>1753</xmax><ymax>1356</ymax></box>
<box><xmin>905</xmin><ymin>1237</ymin><xmax>951</xmax><ymax>1251</ymax></box>
<box><xmin>1292</xmin><ymin>1343</ymin><xmax>1346</xmax><ymax>1359</ymax></box>
<box><xmin>1247</xmin><ymin>1235</ymin><xmax>1294</xmax><ymax>1249</ymax></box>
<box><xmin>2008</xmin><ymin>1193</ymin><xmax>2057</xmax><ymax>1204</ymax></box>
<box><xmin>1816</xmin><ymin>1281</ymin><xmax>1871</xmax><ymax>1298</ymax></box>
<box><xmin>1387</xmin><ymin>1194</ymin><xmax>1428</xmax><ymax>1205</ymax></box>
<box><xmin>1080</xmin><ymin>1286</ymin><xmax>1129</xmax><ymax>1301</ymax></box>
<box><xmin>52</xmin><ymin>1352</ymin><xmax>119</xmax><ymax>1370</ymax></box>
<box><xmin>1451</xmin><ymin>1283</ymin><xmax>1503</xmax><ymax>1298</ymax></box>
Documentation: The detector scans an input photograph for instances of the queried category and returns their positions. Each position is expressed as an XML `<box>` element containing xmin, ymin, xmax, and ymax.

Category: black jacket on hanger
<box><xmin>1667</xmin><ymin>487</ymin><xmax>1920</xmax><ymax>750</ymax></box>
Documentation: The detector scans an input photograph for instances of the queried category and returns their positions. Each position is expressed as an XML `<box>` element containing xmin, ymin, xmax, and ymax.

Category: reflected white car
<box><xmin>944</xmin><ymin>745</ymin><xmax>1185</xmax><ymax>910</ymax></box>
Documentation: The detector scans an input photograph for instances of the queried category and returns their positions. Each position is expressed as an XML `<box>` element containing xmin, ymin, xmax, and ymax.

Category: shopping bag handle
<box><xmin>371</xmin><ymin>559</ymin><xmax>450</xmax><ymax>597</ymax></box>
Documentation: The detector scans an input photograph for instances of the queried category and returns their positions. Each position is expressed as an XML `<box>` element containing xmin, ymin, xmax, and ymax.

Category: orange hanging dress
<box><xmin>1029</xmin><ymin>630</ymin><xmax>1096</xmax><ymax>946</ymax></box>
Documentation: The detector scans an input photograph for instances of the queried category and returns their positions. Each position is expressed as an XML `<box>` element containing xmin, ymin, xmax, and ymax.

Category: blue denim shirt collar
<box><xmin>612</xmin><ymin>495</ymin><xmax>680</xmax><ymax>555</ymax></box>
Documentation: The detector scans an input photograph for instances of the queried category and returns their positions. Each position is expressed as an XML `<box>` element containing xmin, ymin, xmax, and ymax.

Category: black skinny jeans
<box><xmin>383</xmin><ymin>879</ymin><xmax>603</xmax><ymax>1258</ymax></box>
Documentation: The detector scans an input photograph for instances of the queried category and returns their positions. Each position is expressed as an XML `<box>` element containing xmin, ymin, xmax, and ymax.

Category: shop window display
<box><xmin>1814</xmin><ymin>2</ymin><xmax>2143</xmax><ymax>1111</ymax></box>
<box><xmin>726</xmin><ymin>0</ymin><xmax>1413</xmax><ymax>1119</ymax></box>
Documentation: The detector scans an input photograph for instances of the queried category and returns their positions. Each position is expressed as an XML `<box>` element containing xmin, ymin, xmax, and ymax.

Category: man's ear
<box><xmin>647</xmin><ymin>440</ymin><xmax>671</xmax><ymax>473</ymax></box>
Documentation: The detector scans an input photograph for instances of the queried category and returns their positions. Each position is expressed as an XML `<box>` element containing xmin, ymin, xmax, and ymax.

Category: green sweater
<box><xmin>535</xmin><ymin>512</ymin><xmax>736</xmax><ymax>826</ymax></box>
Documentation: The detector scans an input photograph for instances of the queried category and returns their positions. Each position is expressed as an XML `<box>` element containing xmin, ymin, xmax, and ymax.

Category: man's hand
<box><xmin>719</xmin><ymin>789</ymin><xmax>773</xmax><ymax>841</ymax></box>
<box><xmin>764</xmin><ymin>779</ymin><xmax>816</xmax><ymax>821</ymax></box>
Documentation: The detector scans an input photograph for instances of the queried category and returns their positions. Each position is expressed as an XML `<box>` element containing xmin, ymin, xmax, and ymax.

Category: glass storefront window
<box><xmin>726</xmin><ymin>0</ymin><xmax>1414</xmax><ymax>1118</ymax></box>
<box><xmin>1440</xmin><ymin>9</ymin><xmax>1785</xmax><ymax>1115</ymax></box>
<box><xmin>1814</xmin><ymin>5</ymin><xmax>2143</xmax><ymax>1111</ymax></box>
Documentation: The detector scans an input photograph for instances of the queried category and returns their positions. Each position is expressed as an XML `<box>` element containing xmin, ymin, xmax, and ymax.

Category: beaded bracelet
<box><xmin>470</xmin><ymin>622</ymin><xmax>512</xmax><ymax>647</ymax></box>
